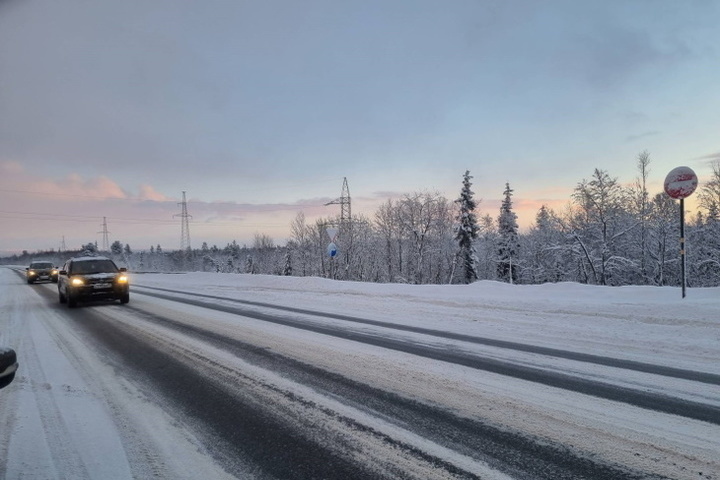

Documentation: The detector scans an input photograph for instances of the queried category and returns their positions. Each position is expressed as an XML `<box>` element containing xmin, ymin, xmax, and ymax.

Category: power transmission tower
<box><xmin>59</xmin><ymin>235</ymin><xmax>66</xmax><ymax>253</ymax></box>
<box><xmin>174</xmin><ymin>191</ymin><xmax>192</xmax><ymax>251</ymax></box>
<box><xmin>98</xmin><ymin>217</ymin><xmax>110</xmax><ymax>252</ymax></box>
<box><xmin>324</xmin><ymin>178</ymin><xmax>352</xmax><ymax>277</ymax></box>
<box><xmin>324</xmin><ymin>177</ymin><xmax>351</xmax><ymax>233</ymax></box>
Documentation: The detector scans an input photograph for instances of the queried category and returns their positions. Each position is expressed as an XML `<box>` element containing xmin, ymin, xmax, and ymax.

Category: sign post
<box><xmin>663</xmin><ymin>166</ymin><xmax>698</xmax><ymax>298</ymax></box>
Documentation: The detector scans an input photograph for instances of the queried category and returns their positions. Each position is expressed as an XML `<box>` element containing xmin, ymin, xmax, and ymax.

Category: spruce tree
<box><xmin>283</xmin><ymin>249</ymin><xmax>293</xmax><ymax>276</ymax></box>
<box><xmin>455</xmin><ymin>170</ymin><xmax>480</xmax><ymax>283</ymax></box>
<box><xmin>497</xmin><ymin>182</ymin><xmax>519</xmax><ymax>283</ymax></box>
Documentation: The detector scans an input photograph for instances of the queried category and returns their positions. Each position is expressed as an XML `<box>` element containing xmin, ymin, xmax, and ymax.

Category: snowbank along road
<box><xmin>1</xmin><ymin>267</ymin><xmax>718</xmax><ymax>479</ymax></box>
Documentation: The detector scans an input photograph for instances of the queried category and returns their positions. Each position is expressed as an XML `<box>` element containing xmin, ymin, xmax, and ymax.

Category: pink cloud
<box><xmin>26</xmin><ymin>174</ymin><xmax>127</xmax><ymax>199</ymax></box>
<box><xmin>138</xmin><ymin>184</ymin><xmax>171</xmax><ymax>201</ymax></box>
<box><xmin>0</xmin><ymin>166</ymin><xmax>173</xmax><ymax>202</ymax></box>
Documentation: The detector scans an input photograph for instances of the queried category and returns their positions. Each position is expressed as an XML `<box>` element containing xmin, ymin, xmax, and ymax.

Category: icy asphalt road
<box><xmin>0</xmin><ymin>268</ymin><xmax>717</xmax><ymax>479</ymax></box>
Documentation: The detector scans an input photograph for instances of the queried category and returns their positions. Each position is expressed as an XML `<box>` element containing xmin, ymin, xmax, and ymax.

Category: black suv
<box><xmin>26</xmin><ymin>261</ymin><xmax>58</xmax><ymax>284</ymax></box>
<box><xmin>58</xmin><ymin>256</ymin><xmax>129</xmax><ymax>308</ymax></box>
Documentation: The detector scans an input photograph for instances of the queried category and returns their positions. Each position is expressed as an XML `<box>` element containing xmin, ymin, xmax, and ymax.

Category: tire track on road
<box><xmin>134</xmin><ymin>284</ymin><xmax>720</xmax><ymax>386</ymax></box>
<box><xmin>134</xmin><ymin>285</ymin><xmax>720</xmax><ymax>426</ymax></box>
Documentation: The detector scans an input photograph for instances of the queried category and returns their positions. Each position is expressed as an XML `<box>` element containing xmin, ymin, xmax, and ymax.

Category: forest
<box><xmin>6</xmin><ymin>155</ymin><xmax>720</xmax><ymax>288</ymax></box>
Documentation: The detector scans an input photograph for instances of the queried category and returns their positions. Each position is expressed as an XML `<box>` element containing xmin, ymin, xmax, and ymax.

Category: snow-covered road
<box><xmin>1</xmin><ymin>267</ymin><xmax>718</xmax><ymax>479</ymax></box>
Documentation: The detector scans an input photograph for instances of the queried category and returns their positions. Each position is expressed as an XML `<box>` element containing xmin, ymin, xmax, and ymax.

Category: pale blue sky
<box><xmin>1</xmin><ymin>0</ymin><xmax>719</xmax><ymax>253</ymax></box>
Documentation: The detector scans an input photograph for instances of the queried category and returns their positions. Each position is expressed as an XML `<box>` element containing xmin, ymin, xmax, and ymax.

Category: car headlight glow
<box><xmin>28</xmin><ymin>270</ymin><xmax>36</xmax><ymax>276</ymax></box>
<box><xmin>117</xmin><ymin>275</ymin><xmax>128</xmax><ymax>283</ymax></box>
<box><xmin>52</xmin><ymin>269</ymin><xmax>58</xmax><ymax>275</ymax></box>
<box><xmin>71</xmin><ymin>278</ymin><xmax>84</xmax><ymax>286</ymax></box>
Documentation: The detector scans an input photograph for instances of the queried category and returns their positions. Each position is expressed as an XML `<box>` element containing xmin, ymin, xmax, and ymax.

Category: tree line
<box><xmin>5</xmin><ymin>154</ymin><xmax>719</xmax><ymax>288</ymax></box>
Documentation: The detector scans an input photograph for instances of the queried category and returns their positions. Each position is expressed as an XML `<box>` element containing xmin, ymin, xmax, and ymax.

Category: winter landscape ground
<box><xmin>1</xmin><ymin>266</ymin><xmax>718</xmax><ymax>479</ymax></box>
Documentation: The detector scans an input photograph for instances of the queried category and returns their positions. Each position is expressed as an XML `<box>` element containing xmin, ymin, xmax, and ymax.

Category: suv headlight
<box><xmin>71</xmin><ymin>278</ymin><xmax>85</xmax><ymax>286</ymax></box>
<box><xmin>117</xmin><ymin>275</ymin><xmax>128</xmax><ymax>284</ymax></box>
<box><xmin>28</xmin><ymin>270</ymin><xmax>36</xmax><ymax>276</ymax></box>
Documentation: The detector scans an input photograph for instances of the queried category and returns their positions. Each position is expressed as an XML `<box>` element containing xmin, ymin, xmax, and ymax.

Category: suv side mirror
<box><xmin>59</xmin><ymin>270</ymin><xmax>67</xmax><ymax>276</ymax></box>
<box><xmin>119</xmin><ymin>267</ymin><xmax>127</xmax><ymax>272</ymax></box>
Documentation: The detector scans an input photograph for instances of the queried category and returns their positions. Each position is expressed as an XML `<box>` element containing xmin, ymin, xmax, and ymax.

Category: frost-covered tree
<box><xmin>688</xmin><ymin>161</ymin><xmax>720</xmax><ymax>285</ymax></box>
<box><xmin>396</xmin><ymin>191</ymin><xmax>452</xmax><ymax>284</ymax></box>
<box><xmin>476</xmin><ymin>214</ymin><xmax>498</xmax><ymax>280</ymax></box>
<box><xmin>647</xmin><ymin>193</ymin><xmax>678</xmax><ymax>285</ymax></box>
<box><xmin>283</xmin><ymin>248</ymin><xmax>293</xmax><ymax>276</ymax></box>
<box><xmin>497</xmin><ymin>182</ymin><xmax>519</xmax><ymax>283</ymax></box>
<box><xmin>375</xmin><ymin>199</ymin><xmax>403</xmax><ymax>282</ymax></box>
<box><xmin>290</xmin><ymin>212</ymin><xmax>313</xmax><ymax>276</ymax></box>
<box><xmin>698</xmin><ymin>160</ymin><xmax>720</xmax><ymax>221</ymax></box>
<box><xmin>631</xmin><ymin>151</ymin><xmax>652</xmax><ymax>284</ymax></box>
<box><xmin>523</xmin><ymin>205</ymin><xmax>565</xmax><ymax>283</ymax></box>
<box><xmin>570</xmin><ymin>169</ymin><xmax>634</xmax><ymax>285</ymax></box>
<box><xmin>454</xmin><ymin>170</ymin><xmax>479</xmax><ymax>284</ymax></box>
<box><xmin>110</xmin><ymin>240</ymin><xmax>123</xmax><ymax>255</ymax></box>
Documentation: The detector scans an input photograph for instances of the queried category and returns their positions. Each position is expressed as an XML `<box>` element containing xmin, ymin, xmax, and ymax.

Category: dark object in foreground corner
<box><xmin>0</xmin><ymin>347</ymin><xmax>18</xmax><ymax>389</ymax></box>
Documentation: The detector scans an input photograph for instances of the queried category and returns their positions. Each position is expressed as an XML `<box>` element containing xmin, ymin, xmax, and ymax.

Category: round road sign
<box><xmin>664</xmin><ymin>166</ymin><xmax>698</xmax><ymax>200</ymax></box>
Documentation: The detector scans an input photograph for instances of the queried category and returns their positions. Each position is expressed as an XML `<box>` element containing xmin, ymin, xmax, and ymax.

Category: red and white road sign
<box><xmin>664</xmin><ymin>166</ymin><xmax>698</xmax><ymax>200</ymax></box>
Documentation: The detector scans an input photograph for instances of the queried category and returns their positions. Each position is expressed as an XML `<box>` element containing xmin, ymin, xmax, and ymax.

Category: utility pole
<box><xmin>98</xmin><ymin>217</ymin><xmax>110</xmax><ymax>252</ymax></box>
<box><xmin>174</xmin><ymin>191</ymin><xmax>192</xmax><ymax>252</ymax></box>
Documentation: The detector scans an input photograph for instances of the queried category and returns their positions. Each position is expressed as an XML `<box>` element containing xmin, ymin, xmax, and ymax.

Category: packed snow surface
<box><xmin>1</xmin><ymin>268</ymin><xmax>718</xmax><ymax>479</ymax></box>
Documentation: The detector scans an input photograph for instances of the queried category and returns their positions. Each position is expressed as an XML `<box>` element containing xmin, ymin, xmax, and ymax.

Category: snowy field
<box><xmin>1</xmin><ymin>268</ymin><xmax>719</xmax><ymax>479</ymax></box>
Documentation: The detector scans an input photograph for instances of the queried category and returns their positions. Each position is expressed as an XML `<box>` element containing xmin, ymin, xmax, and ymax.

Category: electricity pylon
<box><xmin>98</xmin><ymin>217</ymin><xmax>110</xmax><ymax>252</ymax></box>
<box><xmin>174</xmin><ymin>191</ymin><xmax>192</xmax><ymax>251</ymax></box>
<box><xmin>324</xmin><ymin>177</ymin><xmax>351</xmax><ymax>235</ymax></box>
<box><xmin>324</xmin><ymin>178</ymin><xmax>352</xmax><ymax>277</ymax></box>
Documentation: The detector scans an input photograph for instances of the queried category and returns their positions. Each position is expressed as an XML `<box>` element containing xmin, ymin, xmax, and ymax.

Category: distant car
<box><xmin>0</xmin><ymin>347</ymin><xmax>18</xmax><ymax>390</ymax></box>
<box><xmin>57</xmin><ymin>256</ymin><xmax>129</xmax><ymax>308</ymax></box>
<box><xmin>26</xmin><ymin>261</ymin><xmax>58</xmax><ymax>284</ymax></box>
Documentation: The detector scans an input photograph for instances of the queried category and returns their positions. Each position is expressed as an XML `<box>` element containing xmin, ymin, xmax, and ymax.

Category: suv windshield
<box><xmin>30</xmin><ymin>262</ymin><xmax>53</xmax><ymax>269</ymax></box>
<box><xmin>71</xmin><ymin>260</ymin><xmax>118</xmax><ymax>275</ymax></box>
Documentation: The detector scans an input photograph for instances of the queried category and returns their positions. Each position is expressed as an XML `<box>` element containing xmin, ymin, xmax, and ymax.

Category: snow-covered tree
<box><xmin>454</xmin><ymin>170</ymin><xmax>479</xmax><ymax>284</ymax></box>
<box><xmin>110</xmin><ymin>240</ymin><xmax>123</xmax><ymax>255</ymax></box>
<box><xmin>375</xmin><ymin>199</ymin><xmax>403</xmax><ymax>282</ymax></box>
<box><xmin>396</xmin><ymin>191</ymin><xmax>453</xmax><ymax>284</ymax></box>
<box><xmin>570</xmin><ymin>169</ymin><xmax>634</xmax><ymax>285</ymax></box>
<box><xmin>523</xmin><ymin>205</ymin><xmax>565</xmax><ymax>283</ymax></box>
<box><xmin>290</xmin><ymin>212</ymin><xmax>313</xmax><ymax>276</ymax></box>
<box><xmin>476</xmin><ymin>214</ymin><xmax>498</xmax><ymax>280</ymax></box>
<box><xmin>282</xmin><ymin>248</ymin><xmax>293</xmax><ymax>276</ymax></box>
<box><xmin>698</xmin><ymin>160</ymin><xmax>720</xmax><ymax>221</ymax></box>
<box><xmin>497</xmin><ymin>182</ymin><xmax>519</xmax><ymax>283</ymax></box>
<box><xmin>631</xmin><ymin>151</ymin><xmax>652</xmax><ymax>284</ymax></box>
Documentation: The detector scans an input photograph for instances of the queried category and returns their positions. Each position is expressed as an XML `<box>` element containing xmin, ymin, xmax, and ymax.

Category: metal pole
<box><xmin>680</xmin><ymin>198</ymin><xmax>686</xmax><ymax>298</ymax></box>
